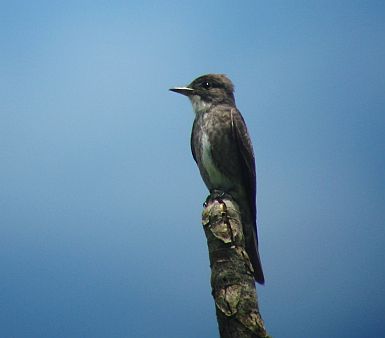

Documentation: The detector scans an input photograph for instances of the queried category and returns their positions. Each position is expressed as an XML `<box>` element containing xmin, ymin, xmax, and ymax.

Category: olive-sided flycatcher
<box><xmin>170</xmin><ymin>74</ymin><xmax>264</xmax><ymax>284</ymax></box>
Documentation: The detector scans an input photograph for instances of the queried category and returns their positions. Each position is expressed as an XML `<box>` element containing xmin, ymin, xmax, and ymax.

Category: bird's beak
<box><xmin>169</xmin><ymin>86</ymin><xmax>194</xmax><ymax>96</ymax></box>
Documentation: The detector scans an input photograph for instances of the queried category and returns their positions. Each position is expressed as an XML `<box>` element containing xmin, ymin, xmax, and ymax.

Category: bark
<box><xmin>201</xmin><ymin>191</ymin><xmax>271</xmax><ymax>338</ymax></box>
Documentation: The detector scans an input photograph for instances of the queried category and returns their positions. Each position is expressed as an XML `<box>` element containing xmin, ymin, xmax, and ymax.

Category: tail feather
<box><xmin>244</xmin><ymin>221</ymin><xmax>265</xmax><ymax>284</ymax></box>
<box><xmin>248</xmin><ymin>236</ymin><xmax>265</xmax><ymax>284</ymax></box>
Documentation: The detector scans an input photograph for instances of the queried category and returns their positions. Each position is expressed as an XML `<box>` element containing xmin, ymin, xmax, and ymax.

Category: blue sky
<box><xmin>1</xmin><ymin>1</ymin><xmax>384</xmax><ymax>337</ymax></box>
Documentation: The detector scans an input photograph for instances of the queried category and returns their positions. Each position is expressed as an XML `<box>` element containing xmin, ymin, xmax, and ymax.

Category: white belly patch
<box><xmin>201</xmin><ymin>132</ymin><xmax>231</xmax><ymax>188</ymax></box>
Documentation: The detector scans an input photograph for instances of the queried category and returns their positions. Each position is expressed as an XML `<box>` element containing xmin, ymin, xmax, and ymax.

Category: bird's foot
<box><xmin>204</xmin><ymin>190</ymin><xmax>231</xmax><ymax>207</ymax></box>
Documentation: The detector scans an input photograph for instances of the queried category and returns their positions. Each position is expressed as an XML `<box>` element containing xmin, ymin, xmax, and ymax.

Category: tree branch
<box><xmin>202</xmin><ymin>191</ymin><xmax>271</xmax><ymax>338</ymax></box>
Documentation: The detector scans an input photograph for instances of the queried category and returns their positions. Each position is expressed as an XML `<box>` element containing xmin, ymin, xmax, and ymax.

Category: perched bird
<box><xmin>170</xmin><ymin>74</ymin><xmax>264</xmax><ymax>284</ymax></box>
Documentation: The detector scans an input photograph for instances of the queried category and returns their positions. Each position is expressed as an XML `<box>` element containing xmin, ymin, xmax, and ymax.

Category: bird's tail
<box><xmin>242</xmin><ymin>216</ymin><xmax>265</xmax><ymax>284</ymax></box>
<box><xmin>248</xmin><ymin>232</ymin><xmax>265</xmax><ymax>284</ymax></box>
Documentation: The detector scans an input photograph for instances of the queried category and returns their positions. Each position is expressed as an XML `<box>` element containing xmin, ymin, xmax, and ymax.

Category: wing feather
<box><xmin>230</xmin><ymin>108</ymin><xmax>257</xmax><ymax>231</ymax></box>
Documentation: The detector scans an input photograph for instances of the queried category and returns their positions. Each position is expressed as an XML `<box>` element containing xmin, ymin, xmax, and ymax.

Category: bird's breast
<box><xmin>200</xmin><ymin>130</ymin><xmax>233</xmax><ymax>190</ymax></box>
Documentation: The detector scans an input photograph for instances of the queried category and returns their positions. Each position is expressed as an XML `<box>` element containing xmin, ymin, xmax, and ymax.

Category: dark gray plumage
<box><xmin>170</xmin><ymin>74</ymin><xmax>264</xmax><ymax>284</ymax></box>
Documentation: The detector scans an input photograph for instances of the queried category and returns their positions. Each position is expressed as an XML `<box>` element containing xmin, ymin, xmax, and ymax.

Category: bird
<box><xmin>170</xmin><ymin>74</ymin><xmax>264</xmax><ymax>284</ymax></box>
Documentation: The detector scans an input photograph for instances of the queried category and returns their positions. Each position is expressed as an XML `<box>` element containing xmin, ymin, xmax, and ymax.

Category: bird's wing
<box><xmin>231</xmin><ymin>108</ymin><xmax>265</xmax><ymax>283</ymax></box>
<box><xmin>230</xmin><ymin>108</ymin><xmax>257</xmax><ymax>235</ymax></box>
<box><xmin>190</xmin><ymin>117</ymin><xmax>198</xmax><ymax>164</ymax></box>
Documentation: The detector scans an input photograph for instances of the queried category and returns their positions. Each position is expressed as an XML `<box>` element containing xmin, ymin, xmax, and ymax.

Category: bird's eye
<box><xmin>202</xmin><ymin>81</ymin><xmax>211</xmax><ymax>89</ymax></box>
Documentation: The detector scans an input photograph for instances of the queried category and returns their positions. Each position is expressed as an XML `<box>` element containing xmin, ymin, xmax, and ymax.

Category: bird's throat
<box><xmin>189</xmin><ymin>95</ymin><xmax>211</xmax><ymax>115</ymax></box>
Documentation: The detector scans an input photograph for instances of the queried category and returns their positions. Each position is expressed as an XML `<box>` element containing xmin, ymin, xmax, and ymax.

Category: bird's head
<box><xmin>170</xmin><ymin>74</ymin><xmax>235</xmax><ymax>114</ymax></box>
